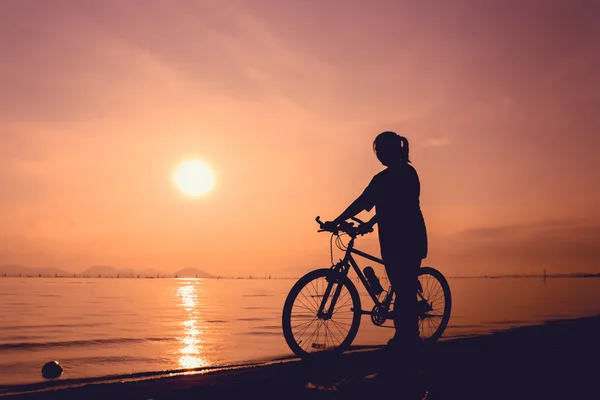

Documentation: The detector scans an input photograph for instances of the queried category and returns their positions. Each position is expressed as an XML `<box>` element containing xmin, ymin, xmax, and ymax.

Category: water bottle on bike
<box><xmin>363</xmin><ymin>266</ymin><xmax>384</xmax><ymax>296</ymax></box>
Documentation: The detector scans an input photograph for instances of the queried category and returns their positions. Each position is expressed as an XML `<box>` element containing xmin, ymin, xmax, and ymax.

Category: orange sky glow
<box><xmin>1</xmin><ymin>0</ymin><xmax>599</xmax><ymax>276</ymax></box>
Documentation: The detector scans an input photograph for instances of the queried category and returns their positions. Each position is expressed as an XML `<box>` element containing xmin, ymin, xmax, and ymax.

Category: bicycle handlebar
<box><xmin>350</xmin><ymin>216</ymin><xmax>365</xmax><ymax>225</ymax></box>
<box><xmin>315</xmin><ymin>216</ymin><xmax>372</xmax><ymax>236</ymax></box>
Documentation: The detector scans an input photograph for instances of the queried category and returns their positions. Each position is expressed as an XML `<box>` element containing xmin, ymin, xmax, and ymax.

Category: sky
<box><xmin>1</xmin><ymin>0</ymin><xmax>599</xmax><ymax>277</ymax></box>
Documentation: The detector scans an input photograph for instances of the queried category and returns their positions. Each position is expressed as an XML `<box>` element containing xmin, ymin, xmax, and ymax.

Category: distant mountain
<box><xmin>0</xmin><ymin>264</ymin><xmax>214</xmax><ymax>278</ymax></box>
<box><xmin>173</xmin><ymin>268</ymin><xmax>214</xmax><ymax>278</ymax></box>
<box><xmin>137</xmin><ymin>268</ymin><xmax>165</xmax><ymax>278</ymax></box>
<box><xmin>0</xmin><ymin>265</ymin><xmax>70</xmax><ymax>277</ymax></box>
<box><xmin>81</xmin><ymin>266</ymin><xmax>214</xmax><ymax>278</ymax></box>
<box><xmin>81</xmin><ymin>265</ymin><xmax>135</xmax><ymax>278</ymax></box>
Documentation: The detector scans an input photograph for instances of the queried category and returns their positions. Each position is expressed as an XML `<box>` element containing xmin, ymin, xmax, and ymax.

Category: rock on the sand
<box><xmin>42</xmin><ymin>361</ymin><xmax>63</xmax><ymax>379</ymax></box>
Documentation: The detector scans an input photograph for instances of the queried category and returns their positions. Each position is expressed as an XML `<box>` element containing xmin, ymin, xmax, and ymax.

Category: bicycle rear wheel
<box><xmin>282</xmin><ymin>268</ymin><xmax>361</xmax><ymax>359</ymax></box>
<box><xmin>417</xmin><ymin>267</ymin><xmax>452</xmax><ymax>342</ymax></box>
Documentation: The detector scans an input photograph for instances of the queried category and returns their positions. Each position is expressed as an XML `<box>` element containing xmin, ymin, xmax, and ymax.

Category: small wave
<box><xmin>483</xmin><ymin>320</ymin><xmax>525</xmax><ymax>325</ymax></box>
<box><xmin>0</xmin><ymin>322</ymin><xmax>112</xmax><ymax>332</ymax></box>
<box><xmin>237</xmin><ymin>331</ymin><xmax>282</xmax><ymax>336</ymax></box>
<box><xmin>444</xmin><ymin>333</ymin><xmax>480</xmax><ymax>339</ymax></box>
<box><xmin>1</xmin><ymin>335</ymin><xmax>47</xmax><ymax>341</ymax></box>
<box><xmin>68</xmin><ymin>355</ymin><xmax>160</xmax><ymax>364</ymax></box>
<box><xmin>0</xmin><ymin>337</ymin><xmax>175</xmax><ymax>351</ymax></box>
<box><xmin>237</xmin><ymin>318</ymin><xmax>268</xmax><ymax>322</ymax></box>
<box><xmin>448</xmin><ymin>324</ymin><xmax>481</xmax><ymax>329</ymax></box>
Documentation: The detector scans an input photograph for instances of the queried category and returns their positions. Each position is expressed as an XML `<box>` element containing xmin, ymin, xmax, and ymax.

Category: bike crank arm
<box><xmin>351</xmin><ymin>308</ymin><xmax>394</xmax><ymax>318</ymax></box>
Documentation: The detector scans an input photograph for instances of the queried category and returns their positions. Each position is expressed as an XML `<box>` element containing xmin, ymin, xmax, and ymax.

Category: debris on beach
<box><xmin>41</xmin><ymin>361</ymin><xmax>63</xmax><ymax>379</ymax></box>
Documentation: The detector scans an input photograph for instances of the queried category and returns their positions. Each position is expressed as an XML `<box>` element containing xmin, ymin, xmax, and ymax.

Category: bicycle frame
<box><xmin>317</xmin><ymin>235</ymin><xmax>393</xmax><ymax>319</ymax></box>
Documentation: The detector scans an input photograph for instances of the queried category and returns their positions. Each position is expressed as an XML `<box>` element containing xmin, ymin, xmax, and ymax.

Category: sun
<box><xmin>173</xmin><ymin>160</ymin><xmax>215</xmax><ymax>197</ymax></box>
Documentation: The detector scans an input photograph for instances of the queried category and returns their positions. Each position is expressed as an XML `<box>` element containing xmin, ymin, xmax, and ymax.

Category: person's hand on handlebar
<box><xmin>356</xmin><ymin>223</ymin><xmax>374</xmax><ymax>235</ymax></box>
<box><xmin>315</xmin><ymin>216</ymin><xmax>341</xmax><ymax>233</ymax></box>
<box><xmin>321</xmin><ymin>220</ymin><xmax>340</xmax><ymax>232</ymax></box>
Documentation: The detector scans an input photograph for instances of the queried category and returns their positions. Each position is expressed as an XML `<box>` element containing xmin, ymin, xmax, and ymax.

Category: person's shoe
<box><xmin>387</xmin><ymin>335</ymin><xmax>422</xmax><ymax>349</ymax></box>
<box><xmin>386</xmin><ymin>336</ymin><xmax>402</xmax><ymax>352</ymax></box>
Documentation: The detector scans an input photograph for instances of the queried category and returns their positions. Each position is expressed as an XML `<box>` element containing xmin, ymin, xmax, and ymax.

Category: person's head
<box><xmin>373</xmin><ymin>131</ymin><xmax>410</xmax><ymax>166</ymax></box>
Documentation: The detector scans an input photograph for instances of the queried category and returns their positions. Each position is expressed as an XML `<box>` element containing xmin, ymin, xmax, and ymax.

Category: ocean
<box><xmin>1</xmin><ymin>276</ymin><xmax>600</xmax><ymax>387</ymax></box>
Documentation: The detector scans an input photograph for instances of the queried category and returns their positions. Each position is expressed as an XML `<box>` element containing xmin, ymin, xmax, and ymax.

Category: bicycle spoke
<box><xmin>329</xmin><ymin>319</ymin><xmax>352</xmax><ymax>327</ymax></box>
<box><xmin>307</xmin><ymin>279</ymin><xmax>321</xmax><ymax>310</ymax></box>
<box><xmin>299</xmin><ymin>290</ymin><xmax>319</xmax><ymax>313</ymax></box>
<box><xmin>335</xmin><ymin>289</ymin><xmax>350</xmax><ymax>307</ymax></box>
<box><xmin>323</xmin><ymin>321</ymin><xmax>342</xmax><ymax>347</ymax></box>
<box><xmin>422</xmin><ymin>313</ymin><xmax>444</xmax><ymax>318</ymax></box>
<box><xmin>313</xmin><ymin>278</ymin><xmax>326</xmax><ymax>309</ymax></box>
<box><xmin>300</xmin><ymin>320</ymin><xmax>321</xmax><ymax>352</ymax></box>
<box><xmin>292</xmin><ymin>317</ymin><xmax>319</xmax><ymax>331</ymax></box>
<box><xmin>295</xmin><ymin>317</ymin><xmax>320</xmax><ymax>340</ymax></box>
<box><xmin>324</xmin><ymin>323</ymin><xmax>337</xmax><ymax>347</ymax></box>
<box><xmin>293</xmin><ymin>298</ymin><xmax>317</xmax><ymax>313</ymax></box>
<box><xmin>329</xmin><ymin>322</ymin><xmax>350</xmax><ymax>348</ymax></box>
<box><xmin>304</xmin><ymin>320</ymin><xmax>325</xmax><ymax>352</ymax></box>
<box><xmin>332</xmin><ymin>294</ymin><xmax>353</xmax><ymax>313</ymax></box>
<box><xmin>329</xmin><ymin>319</ymin><xmax>349</xmax><ymax>340</ymax></box>
<box><xmin>427</xmin><ymin>287</ymin><xmax>444</xmax><ymax>304</ymax></box>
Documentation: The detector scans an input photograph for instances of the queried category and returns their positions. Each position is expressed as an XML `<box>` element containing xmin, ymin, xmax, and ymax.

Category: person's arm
<box><xmin>333</xmin><ymin>196</ymin><xmax>369</xmax><ymax>224</ymax></box>
<box><xmin>365</xmin><ymin>214</ymin><xmax>378</xmax><ymax>228</ymax></box>
<box><xmin>333</xmin><ymin>177</ymin><xmax>378</xmax><ymax>224</ymax></box>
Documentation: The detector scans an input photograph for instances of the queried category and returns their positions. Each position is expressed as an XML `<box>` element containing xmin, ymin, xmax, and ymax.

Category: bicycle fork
<box><xmin>316</xmin><ymin>273</ymin><xmax>345</xmax><ymax>320</ymax></box>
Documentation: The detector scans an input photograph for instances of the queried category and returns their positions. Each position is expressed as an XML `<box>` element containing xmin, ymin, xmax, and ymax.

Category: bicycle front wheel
<box><xmin>282</xmin><ymin>268</ymin><xmax>361</xmax><ymax>359</ymax></box>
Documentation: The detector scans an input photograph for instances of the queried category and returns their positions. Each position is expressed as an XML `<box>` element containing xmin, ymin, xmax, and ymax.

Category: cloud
<box><xmin>420</xmin><ymin>138</ymin><xmax>452</xmax><ymax>148</ymax></box>
<box><xmin>431</xmin><ymin>219</ymin><xmax>600</xmax><ymax>275</ymax></box>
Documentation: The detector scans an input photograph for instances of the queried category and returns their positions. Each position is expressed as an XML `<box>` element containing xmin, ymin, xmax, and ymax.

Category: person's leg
<box><xmin>382</xmin><ymin>255</ymin><xmax>422</xmax><ymax>382</ymax></box>
<box><xmin>392</xmin><ymin>257</ymin><xmax>421</xmax><ymax>348</ymax></box>
<box><xmin>385</xmin><ymin>256</ymin><xmax>421</xmax><ymax>347</ymax></box>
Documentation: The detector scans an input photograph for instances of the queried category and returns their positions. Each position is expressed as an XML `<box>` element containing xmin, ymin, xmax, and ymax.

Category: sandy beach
<box><xmin>1</xmin><ymin>315</ymin><xmax>599</xmax><ymax>400</ymax></box>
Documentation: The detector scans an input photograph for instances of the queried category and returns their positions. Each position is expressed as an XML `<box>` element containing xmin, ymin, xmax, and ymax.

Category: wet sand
<box><xmin>2</xmin><ymin>315</ymin><xmax>599</xmax><ymax>400</ymax></box>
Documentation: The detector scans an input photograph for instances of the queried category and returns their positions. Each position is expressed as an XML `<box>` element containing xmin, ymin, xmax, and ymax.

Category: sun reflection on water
<box><xmin>176</xmin><ymin>281</ymin><xmax>208</xmax><ymax>369</ymax></box>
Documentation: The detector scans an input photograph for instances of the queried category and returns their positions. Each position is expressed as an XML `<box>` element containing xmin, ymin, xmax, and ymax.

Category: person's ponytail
<box><xmin>399</xmin><ymin>135</ymin><xmax>410</xmax><ymax>163</ymax></box>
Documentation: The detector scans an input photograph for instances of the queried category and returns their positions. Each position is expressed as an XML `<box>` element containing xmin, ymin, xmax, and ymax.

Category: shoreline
<box><xmin>1</xmin><ymin>274</ymin><xmax>599</xmax><ymax>279</ymax></box>
<box><xmin>2</xmin><ymin>316</ymin><xmax>599</xmax><ymax>399</ymax></box>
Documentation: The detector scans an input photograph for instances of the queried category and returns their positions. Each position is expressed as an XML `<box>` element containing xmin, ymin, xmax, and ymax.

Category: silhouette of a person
<box><xmin>324</xmin><ymin>131</ymin><xmax>427</xmax><ymax>355</ymax></box>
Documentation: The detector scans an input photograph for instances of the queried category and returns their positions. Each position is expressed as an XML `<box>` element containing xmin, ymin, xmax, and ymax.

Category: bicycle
<box><xmin>282</xmin><ymin>216</ymin><xmax>452</xmax><ymax>359</ymax></box>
